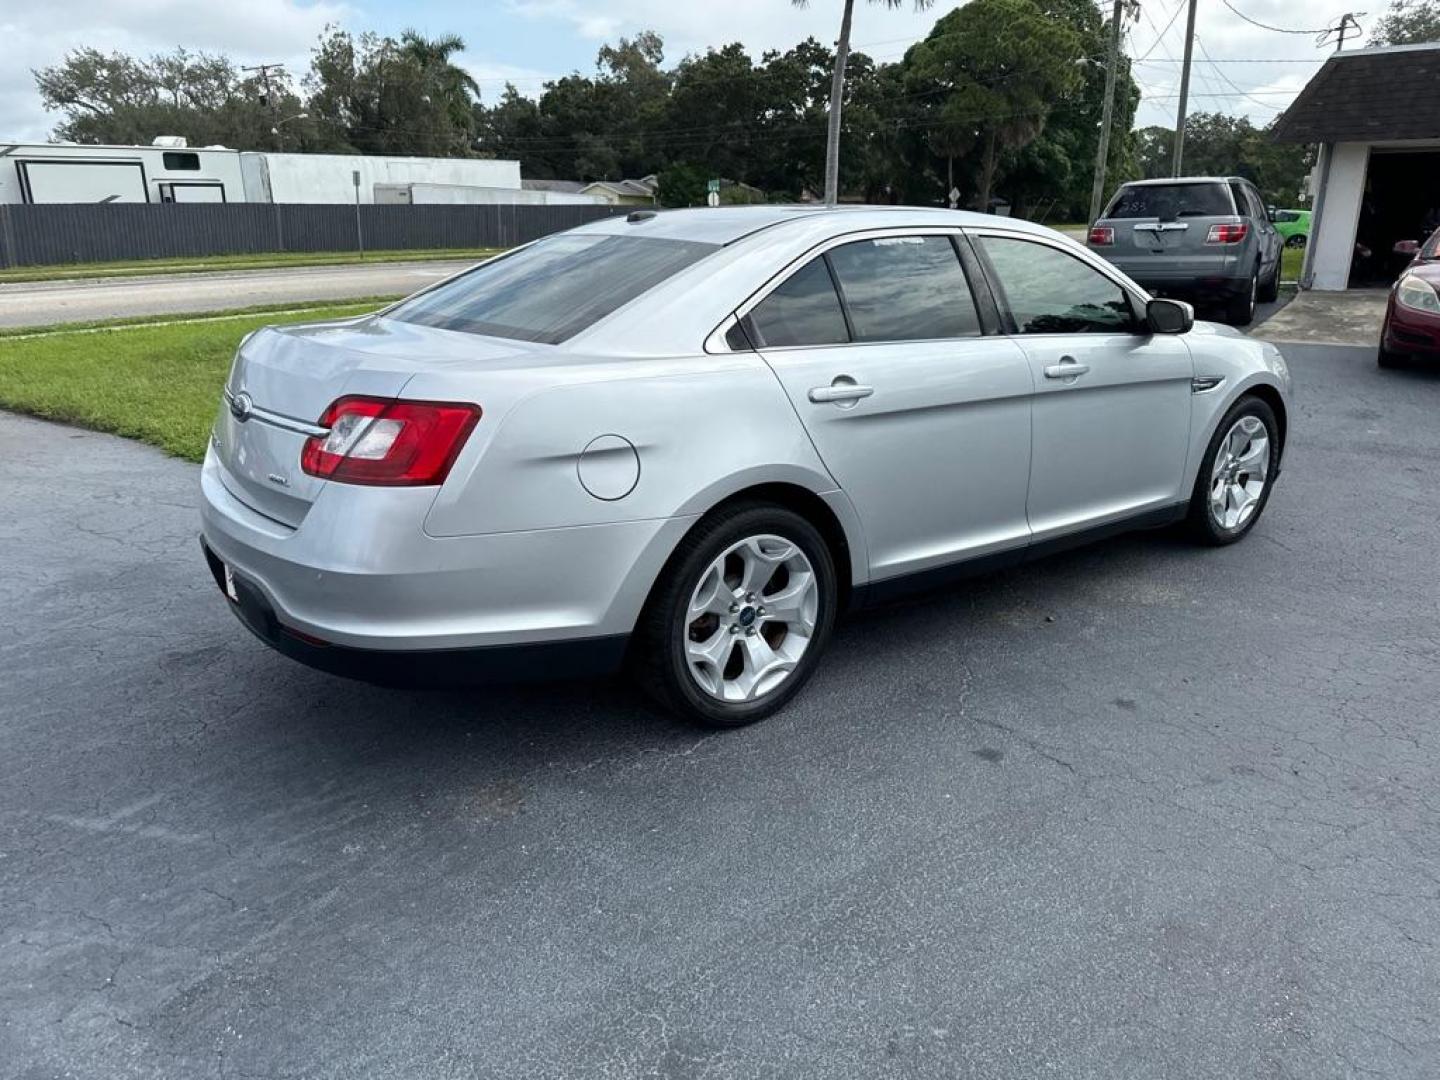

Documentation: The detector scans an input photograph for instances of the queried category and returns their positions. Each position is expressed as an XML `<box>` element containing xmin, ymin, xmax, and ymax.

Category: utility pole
<box><xmin>1089</xmin><ymin>0</ymin><xmax>1127</xmax><ymax>224</ymax></box>
<box><xmin>243</xmin><ymin>63</ymin><xmax>287</xmax><ymax>150</ymax></box>
<box><xmin>1320</xmin><ymin>12</ymin><xmax>1364</xmax><ymax>51</ymax></box>
<box><xmin>1170</xmin><ymin>0</ymin><xmax>1199</xmax><ymax>177</ymax></box>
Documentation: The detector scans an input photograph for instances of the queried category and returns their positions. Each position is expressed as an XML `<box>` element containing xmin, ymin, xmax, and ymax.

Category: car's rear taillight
<box><xmin>301</xmin><ymin>396</ymin><xmax>481</xmax><ymax>486</ymax></box>
<box><xmin>1088</xmin><ymin>225</ymin><xmax>1115</xmax><ymax>246</ymax></box>
<box><xmin>1205</xmin><ymin>222</ymin><xmax>1249</xmax><ymax>245</ymax></box>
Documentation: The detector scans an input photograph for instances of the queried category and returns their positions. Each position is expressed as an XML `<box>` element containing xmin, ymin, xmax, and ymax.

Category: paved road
<box><xmin>0</xmin><ymin>260</ymin><xmax>478</xmax><ymax>328</ymax></box>
<box><xmin>3</xmin><ymin>344</ymin><xmax>1438</xmax><ymax>1078</ymax></box>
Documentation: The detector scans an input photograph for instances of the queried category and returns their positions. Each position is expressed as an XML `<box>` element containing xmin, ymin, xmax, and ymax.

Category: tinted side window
<box><xmin>1229</xmin><ymin>182</ymin><xmax>1251</xmax><ymax>218</ymax></box>
<box><xmin>826</xmin><ymin>236</ymin><xmax>981</xmax><ymax>341</ymax></box>
<box><xmin>747</xmin><ymin>257</ymin><xmax>849</xmax><ymax>348</ymax></box>
<box><xmin>977</xmin><ymin>236</ymin><xmax>1137</xmax><ymax>335</ymax></box>
<box><xmin>162</xmin><ymin>152</ymin><xmax>200</xmax><ymax>171</ymax></box>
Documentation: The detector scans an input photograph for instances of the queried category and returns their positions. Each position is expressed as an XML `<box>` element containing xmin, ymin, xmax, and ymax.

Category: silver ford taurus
<box><xmin>201</xmin><ymin>205</ymin><xmax>1291</xmax><ymax>727</ymax></box>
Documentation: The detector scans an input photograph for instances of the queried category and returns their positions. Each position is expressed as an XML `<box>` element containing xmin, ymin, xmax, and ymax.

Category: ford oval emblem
<box><xmin>230</xmin><ymin>391</ymin><xmax>254</xmax><ymax>422</ymax></box>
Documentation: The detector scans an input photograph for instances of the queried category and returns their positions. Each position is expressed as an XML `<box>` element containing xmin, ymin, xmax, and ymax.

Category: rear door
<box><xmin>1239</xmin><ymin>181</ymin><xmax>1282</xmax><ymax>279</ymax></box>
<box><xmin>743</xmin><ymin>230</ymin><xmax>1034</xmax><ymax>581</ymax></box>
<box><xmin>971</xmin><ymin>231</ymin><xmax>1193</xmax><ymax>540</ymax></box>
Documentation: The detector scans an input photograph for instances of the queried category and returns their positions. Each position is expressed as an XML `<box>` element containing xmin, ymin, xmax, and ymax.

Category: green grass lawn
<box><xmin>0</xmin><ymin>300</ymin><xmax>390</xmax><ymax>462</ymax></box>
<box><xmin>1281</xmin><ymin>244</ymin><xmax>1305</xmax><ymax>283</ymax></box>
<box><xmin>0</xmin><ymin>248</ymin><xmax>501</xmax><ymax>284</ymax></box>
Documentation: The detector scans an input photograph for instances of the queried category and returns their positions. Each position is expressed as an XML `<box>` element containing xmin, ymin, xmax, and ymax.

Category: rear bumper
<box><xmin>199</xmin><ymin>446</ymin><xmax>695</xmax><ymax>656</ymax></box>
<box><xmin>202</xmin><ymin>539</ymin><xmax>627</xmax><ymax>683</ymax></box>
<box><xmin>1095</xmin><ymin>251</ymin><xmax>1250</xmax><ymax>299</ymax></box>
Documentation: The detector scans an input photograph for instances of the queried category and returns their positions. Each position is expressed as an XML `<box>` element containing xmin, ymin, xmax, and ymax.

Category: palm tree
<box><xmin>400</xmin><ymin>30</ymin><xmax>482</xmax><ymax>133</ymax></box>
<box><xmin>793</xmin><ymin>0</ymin><xmax>933</xmax><ymax>204</ymax></box>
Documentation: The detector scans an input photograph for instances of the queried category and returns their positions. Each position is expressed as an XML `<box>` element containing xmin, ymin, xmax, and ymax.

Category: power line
<box><xmin>1193</xmin><ymin>35</ymin><xmax>1289</xmax><ymax>111</ymax></box>
<box><xmin>1133</xmin><ymin>0</ymin><xmax>1186</xmax><ymax>63</ymax></box>
<box><xmin>1219</xmin><ymin>0</ymin><xmax>1332</xmax><ymax>35</ymax></box>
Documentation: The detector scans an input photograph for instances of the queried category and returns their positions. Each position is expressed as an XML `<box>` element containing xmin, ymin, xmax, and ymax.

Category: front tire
<box><xmin>1378</xmin><ymin>343</ymin><xmax>1407</xmax><ymax>369</ymax></box>
<box><xmin>632</xmin><ymin>502</ymin><xmax>837</xmax><ymax>728</ymax></box>
<box><xmin>1186</xmin><ymin>396</ymin><xmax>1280</xmax><ymax>546</ymax></box>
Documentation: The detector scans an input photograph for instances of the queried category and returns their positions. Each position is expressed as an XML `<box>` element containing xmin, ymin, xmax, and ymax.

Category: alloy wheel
<box><xmin>1209</xmin><ymin>415</ymin><xmax>1270</xmax><ymax>531</ymax></box>
<box><xmin>683</xmin><ymin>534</ymin><xmax>819</xmax><ymax>702</ymax></box>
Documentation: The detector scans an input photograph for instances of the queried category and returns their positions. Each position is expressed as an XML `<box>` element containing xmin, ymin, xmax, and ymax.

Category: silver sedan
<box><xmin>201</xmin><ymin>206</ymin><xmax>1291</xmax><ymax>727</ymax></box>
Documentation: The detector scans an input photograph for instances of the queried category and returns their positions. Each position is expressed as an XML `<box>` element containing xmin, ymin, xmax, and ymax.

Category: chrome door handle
<box><xmin>808</xmin><ymin>381</ymin><xmax>874</xmax><ymax>404</ymax></box>
<box><xmin>1043</xmin><ymin>357</ymin><xmax>1090</xmax><ymax>380</ymax></box>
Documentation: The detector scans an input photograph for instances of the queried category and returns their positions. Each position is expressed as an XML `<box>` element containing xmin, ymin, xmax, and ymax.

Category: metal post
<box><xmin>352</xmin><ymin>169</ymin><xmax>364</xmax><ymax>260</ymax></box>
<box><xmin>1089</xmin><ymin>0</ymin><xmax>1126</xmax><ymax>224</ymax></box>
<box><xmin>1171</xmin><ymin>0</ymin><xmax>1199</xmax><ymax>177</ymax></box>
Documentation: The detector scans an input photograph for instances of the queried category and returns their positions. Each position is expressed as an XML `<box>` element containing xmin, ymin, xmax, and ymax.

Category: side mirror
<box><xmin>1146</xmin><ymin>297</ymin><xmax>1194</xmax><ymax>335</ymax></box>
<box><xmin>1266</xmin><ymin>204</ymin><xmax>1277</xmax><ymax>223</ymax></box>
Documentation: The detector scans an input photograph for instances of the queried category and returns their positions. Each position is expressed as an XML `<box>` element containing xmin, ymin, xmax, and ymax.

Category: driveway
<box><xmin>3</xmin><ymin>344</ymin><xmax>1438</xmax><ymax>1078</ymax></box>
<box><xmin>0</xmin><ymin>260</ymin><xmax>477</xmax><ymax>328</ymax></box>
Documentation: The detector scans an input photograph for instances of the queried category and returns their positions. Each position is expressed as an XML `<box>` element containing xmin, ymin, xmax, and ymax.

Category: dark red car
<box><xmin>1379</xmin><ymin>230</ymin><xmax>1440</xmax><ymax>368</ymax></box>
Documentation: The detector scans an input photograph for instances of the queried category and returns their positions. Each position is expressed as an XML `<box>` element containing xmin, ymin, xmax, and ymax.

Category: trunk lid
<box><xmin>213</xmin><ymin>314</ymin><xmax>542</xmax><ymax>527</ymax></box>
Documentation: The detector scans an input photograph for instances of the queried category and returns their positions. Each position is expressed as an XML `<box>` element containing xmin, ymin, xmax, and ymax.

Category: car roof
<box><xmin>1119</xmin><ymin>177</ymin><xmax>1243</xmax><ymax>187</ymax></box>
<box><xmin>569</xmin><ymin>204</ymin><xmax>1059</xmax><ymax>247</ymax></box>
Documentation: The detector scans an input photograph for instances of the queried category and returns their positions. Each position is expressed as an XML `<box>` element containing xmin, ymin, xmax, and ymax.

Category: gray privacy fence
<box><xmin>0</xmin><ymin>202</ymin><xmax>627</xmax><ymax>268</ymax></box>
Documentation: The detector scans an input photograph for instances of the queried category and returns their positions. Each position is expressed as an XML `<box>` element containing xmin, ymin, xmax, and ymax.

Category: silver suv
<box><xmin>1087</xmin><ymin>177</ymin><xmax>1283</xmax><ymax>326</ymax></box>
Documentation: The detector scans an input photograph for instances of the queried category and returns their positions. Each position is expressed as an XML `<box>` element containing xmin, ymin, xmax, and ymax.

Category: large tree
<box><xmin>305</xmin><ymin>27</ymin><xmax>479</xmax><ymax>156</ymax></box>
<box><xmin>33</xmin><ymin>48</ymin><xmax>299</xmax><ymax>149</ymax></box>
<box><xmin>1371</xmin><ymin>0</ymin><xmax>1440</xmax><ymax>44</ymax></box>
<box><xmin>903</xmin><ymin>0</ymin><xmax>1085</xmax><ymax>210</ymax></box>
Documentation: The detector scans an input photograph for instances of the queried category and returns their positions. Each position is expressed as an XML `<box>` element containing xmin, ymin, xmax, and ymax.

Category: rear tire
<box><xmin>1225</xmin><ymin>268</ymin><xmax>1259</xmax><ymax>326</ymax></box>
<box><xmin>1285</xmin><ymin>234</ymin><xmax>1307</xmax><ymax>249</ymax></box>
<box><xmin>1186</xmin><ymin>395</ymin><xmax>1280</xmax><ymax>546</ymax></box>
<box><xmin>1257</xmin><ymin>257</ymin><xmax>1281</xmax><ymax>304</ymax></box>
<box><xmin>631</xmin><ymin>502</ymin><xmax>837</xmax><ymax>728</ymax></box>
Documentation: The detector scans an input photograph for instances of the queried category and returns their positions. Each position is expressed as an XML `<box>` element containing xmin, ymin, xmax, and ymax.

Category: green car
<box><xmin>1273</xmin><ymin>208</ymin><xmax>1312</xmax><ymax>248</ymax></box>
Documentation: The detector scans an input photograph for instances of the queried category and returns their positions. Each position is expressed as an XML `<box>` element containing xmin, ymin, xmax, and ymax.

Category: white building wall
<box><xmin>1308</xmin><ymin>141</ymin><xmax>1369</xmax><ymax>291</ymax></box>
<box><xmin>244</xmin><ymin>153</ymin><xmax>522</xmax><ymax>204</ymax></box>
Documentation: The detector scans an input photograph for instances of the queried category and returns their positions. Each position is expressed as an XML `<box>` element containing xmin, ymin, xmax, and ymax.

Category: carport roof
<box><xmin>1271</xmin><ymin>42</ymin><xmax>1440</xmax><ymax>144</ymax></box>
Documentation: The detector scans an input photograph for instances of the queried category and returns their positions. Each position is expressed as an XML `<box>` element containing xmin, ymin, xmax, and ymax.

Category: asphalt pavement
<box><xmin>3</xmin><ymin>343</ymin><xmax>1438</xmax><ymax>1078</ymax></box>
<box><xmin>0</xmin><ymin>260</ymin><xmax>478</xmax><ymax>328</ymax></box>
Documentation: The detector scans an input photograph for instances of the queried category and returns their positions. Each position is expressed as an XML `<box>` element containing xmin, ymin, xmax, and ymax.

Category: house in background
<box><xmin>1272</xmin><ymin>42</ymin><xmax>1440</xmax><ymax>291</ymax></box>
<box><xmin>522</xmin><ymin>175</ymin><xmax>657</xmax><ymax>206</ymax></box>
<box><xmin>579</xmin><ymin>177</ymin><xmax>658</xmax><ymax>206</ymax></box>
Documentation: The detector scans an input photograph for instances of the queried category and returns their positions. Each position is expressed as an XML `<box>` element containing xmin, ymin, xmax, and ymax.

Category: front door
<box><xmin>743</xmin><ymin>232</ymin><xmax>1034</xmax><ymax>581</ymax></box>
<box><xmin>970</xmin><ymin>232</ymin><xmax>1194</xmax><ymax>541</ymax></box>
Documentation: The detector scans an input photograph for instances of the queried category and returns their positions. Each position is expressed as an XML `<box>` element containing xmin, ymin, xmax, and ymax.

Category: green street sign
<box><xmin>707</xmin><ymin>179</ymin><xmax>721</xmax><ymax>194</ymax></box>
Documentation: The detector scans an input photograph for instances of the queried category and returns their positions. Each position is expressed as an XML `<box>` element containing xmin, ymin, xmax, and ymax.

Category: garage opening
<box><xmin>1349</xmin><ymin>148</ymin><xmax>1440</xmax><ymax>287</ymax></box>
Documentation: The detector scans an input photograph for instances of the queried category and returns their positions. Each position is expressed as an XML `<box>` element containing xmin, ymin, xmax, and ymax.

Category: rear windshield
<box><xmin>1106</xmin><ymin>183</ymin><xmax>1234</xmax><ymax>220</ymax></box>
<box><xmin>387</xmin><ymin>233</ymin><xmax>717</xmax><ymax>344</ymax></box>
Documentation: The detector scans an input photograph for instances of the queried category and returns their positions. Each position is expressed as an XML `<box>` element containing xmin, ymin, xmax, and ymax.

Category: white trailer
<box><xmin>374</xmin><ymin>181</ymin><xmax>606</xmax><ymax>206</ymax></box>
<box><xmin>241</xmin><ymin>152</ymin><xmax>523</xmax><ymax>205</ymax></box>
<box><xmin>0</xmin><ymin>141</ymin><xmax>245</xmax><ymax>204</ymax></box>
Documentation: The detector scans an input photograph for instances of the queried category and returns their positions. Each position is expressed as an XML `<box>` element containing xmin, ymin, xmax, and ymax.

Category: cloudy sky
<box><xmin>1</xmin><ymin>0</ymin><xmax>1379</xmax><ymax>142</ymax></box>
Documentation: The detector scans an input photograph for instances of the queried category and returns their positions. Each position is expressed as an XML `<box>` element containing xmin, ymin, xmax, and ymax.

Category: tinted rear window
<box><xmin>827</xmin><ymin>236</ymin><xmax>980</xmax><ymax>341</ymax></box>
<box><xmin>1106</xmin><ymin>184</ymin><xmax>1233</xmax><ymax>220</ymax></box>
<box><xmin>388</xmin><ymin>233</ymin><xmax>717</xmax><ymax>344</ymax></box>
<box><xmin>747</xmin><ymin>257</ymin><xmax>850</xmax><ymax>348</ymax></box>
